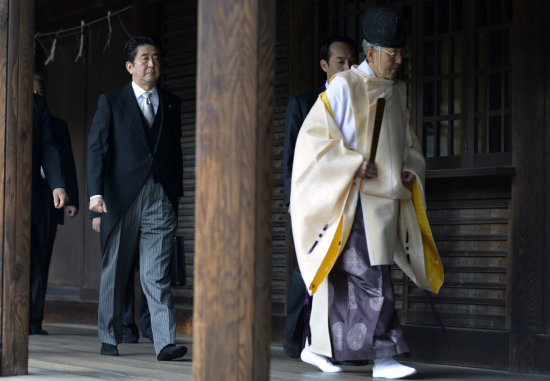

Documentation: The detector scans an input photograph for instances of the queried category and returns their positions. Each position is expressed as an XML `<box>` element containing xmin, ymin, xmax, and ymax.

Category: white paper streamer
<box><xmin>35</xmin><ymin>5</ymin><xmax>131</xmax><ymax>66</ymax></box>
<box><xmin>103</xmin><ymin>11</ymin><xmax>112</xmax><ymax>53</ymax></box>
<box><xmin>44</xmin><ymin>31</ymin><xmax>60</xmax><ymax>65</ymax></box>
<box><xmin>74</xmin><ymin>20</ymin><xmax>85</xmax><ymax>63</ymax></box>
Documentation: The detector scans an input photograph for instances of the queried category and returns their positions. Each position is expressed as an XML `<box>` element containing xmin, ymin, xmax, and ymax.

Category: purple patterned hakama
<box><xmin>328</xmin><ymin>200</ymin><xmax>409</xmax><ymax>361</ymax></box>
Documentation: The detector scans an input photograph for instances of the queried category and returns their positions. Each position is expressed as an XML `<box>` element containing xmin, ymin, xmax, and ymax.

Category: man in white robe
<box><xmin>290</xmin><ymin>4</ymin><xmax>443</xmax><ymax>379</ymax></box>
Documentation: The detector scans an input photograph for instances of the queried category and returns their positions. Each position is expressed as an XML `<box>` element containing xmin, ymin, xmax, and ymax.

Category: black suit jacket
<box><xmin>50</xmin><ymin>116</ymin><xmax>79</xmax><ymax>224</ymax></box>
<box><xmin>87</xmin><ymin>83</ymin><xmax>183</xmax><ymax>252</ymax></box>
<box><xmin>282</xmin><ymin>85</ymin><xmax>325</xmax><ymax>205</ymax></box>
<box><xmin>32</xmin><ymin>94</ymin><xmax>65</xmax><ymax>224</ymax></box>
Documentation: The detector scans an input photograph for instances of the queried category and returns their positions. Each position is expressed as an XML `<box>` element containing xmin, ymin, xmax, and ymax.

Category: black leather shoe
<box><xmin>156</xmin><ymin>344</ymin><xmax>187</xmax><ymax>361</ymax></box>
<box><xmin>100</xmin><ymin>343</ymin><xmax>119</xmax><ymax>356</ymax></box>
<box><xmin>29</xmin><ymin>328</ymin><xmax>49</xmax><ymax>335</ymax></box>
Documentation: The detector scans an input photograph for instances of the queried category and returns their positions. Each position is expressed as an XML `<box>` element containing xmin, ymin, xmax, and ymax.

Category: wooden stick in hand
<box><xmin>368</xmin><ymin>98</ymin><xmax>386</xmax><ymax>163</ymax></box>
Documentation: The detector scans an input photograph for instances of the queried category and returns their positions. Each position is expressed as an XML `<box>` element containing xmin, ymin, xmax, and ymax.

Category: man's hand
<box><xmin>355</xmin><ymin>160</ymin><xmax>378</xmax><ymax>179</ymax></box>
<box><xmin>92</xmin><ymin>217</ymin><xmax>101</xmax><ymax>232</ymax></box>
<box><xmin>65</xmin><ymin>206</ymin><xmax>78</xmax><ymax>217</ymax></box>
<box><xmin>52</xmin><ymin>188</ymin><xmax>69</xmax><ymax>209</ymax></box>
<box><xmin>401</xmin><ymin>171</ymin><xmax>416</xmax><ymax>187</ymax></box>
<box><xmin>89</xmin><ymin>197</ymin><xmax>108</xmax><ymax>213</ymax></box>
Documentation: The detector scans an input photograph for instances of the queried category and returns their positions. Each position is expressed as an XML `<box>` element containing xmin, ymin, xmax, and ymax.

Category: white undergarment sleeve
<box><xmin>325</xmin><ymin>77</ymin><xmax>357</xmax><ymax>150</ymax></box>
<box><xmin>325</xmin><ymin>60</ymin><xmax>376</xmax><ymax>152</ymax></box>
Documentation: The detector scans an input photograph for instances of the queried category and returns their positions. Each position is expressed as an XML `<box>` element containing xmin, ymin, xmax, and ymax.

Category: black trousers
<box><xmin>29</xmin><ymin>186</ymin><xmax>57</xmax><ymax>331</ymax></box>
<box><xmin>283</xmin><ymin>267</ymin><xmax>307</xmax><ymax>353</ymax></box>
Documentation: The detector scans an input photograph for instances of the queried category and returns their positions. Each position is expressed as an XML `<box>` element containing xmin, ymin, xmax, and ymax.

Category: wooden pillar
<box><xmin>510</xmin><ymin>0</ymin><xmax>545</xmax><ymax>373</ymax></box>
<box><xmin>0</xmin><ymin>0</ymin><xmax>35</xmax><ymax>376</ymax></box>
<box><xmin>194</xmin><ymin>0</ymin><xmax>275</xmax><ymax>380</ymax></box>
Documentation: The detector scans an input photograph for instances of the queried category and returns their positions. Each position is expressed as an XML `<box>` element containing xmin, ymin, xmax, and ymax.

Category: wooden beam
<box><xmin>0</xmin><ymin>0</ymin><xmax>35</xmax><ymax>375</ymax></box>
<box><xmin>194</xmin><ymin>0</ymin><xmax>275</xmax><ymax>380</ymax></box>
<box><xmin>510</xmin><ymin>0</ymin><xmax>546</xmax><ymax>373</ymax></box>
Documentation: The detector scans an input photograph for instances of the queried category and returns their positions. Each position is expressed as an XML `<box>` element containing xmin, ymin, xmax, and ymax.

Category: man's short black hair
<box><xmin>124</xmin><ymin>35</ymin><xmax>163</xmax><ymax>63</ymax></box>
<box><xmin>319</xmin><ymin>36</ymin><xmax>357</xmax><ymax>62</ymax></box>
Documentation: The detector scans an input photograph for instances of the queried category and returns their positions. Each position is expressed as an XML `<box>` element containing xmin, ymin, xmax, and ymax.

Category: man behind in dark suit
<box><xmin>282</xmin><ymin>36</ymin><xmax>357</xmax><ymax>358</ymax></box>
<box><xmin>29</xmin><ymin>74</ymin><xmax>79</xmax><ymax>335</ymax></box>
<box><xmin>87</xmin><ymin>35</ymin><xmax>185</xmax><ymax>361</ymax></box>
<box><xmin>30</xmin><ymin>93</ymin><xmax>69</xmax><ymax>335</ymax></box>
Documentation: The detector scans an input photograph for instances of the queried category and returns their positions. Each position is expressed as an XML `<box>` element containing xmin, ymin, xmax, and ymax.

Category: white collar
<box><xmin>131</xmin><ymin>81</ymin><xmax>158</xmax><ymax>98</ymax></box>
<box><xmin>358</xmin><ymin>60</ymin><xmax>376</xmax><ymax>77</ymax></box>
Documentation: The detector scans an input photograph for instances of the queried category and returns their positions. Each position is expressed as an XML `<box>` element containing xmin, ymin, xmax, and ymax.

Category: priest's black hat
<box><xmin>361</xmin><ymin>4</ymin><xmax>407</xmax><ymax>48</ymax></box>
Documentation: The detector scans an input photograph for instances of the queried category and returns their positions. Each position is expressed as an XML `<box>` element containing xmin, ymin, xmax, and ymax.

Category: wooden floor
<box><xmin>4</xmin><ymin>324</ymin><xmax>550</xmax><ymax>380</ymax></box>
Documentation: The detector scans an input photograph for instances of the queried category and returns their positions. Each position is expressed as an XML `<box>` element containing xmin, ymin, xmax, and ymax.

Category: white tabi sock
<box><xmin>373</xmin><ymin>357</ymin><xmax>417</xmax><ymax>379</ymax></box>
<box><xmin>300</xmin><ymin>347</ymin><xmax>342</xmax><ymax>373</ymax></box>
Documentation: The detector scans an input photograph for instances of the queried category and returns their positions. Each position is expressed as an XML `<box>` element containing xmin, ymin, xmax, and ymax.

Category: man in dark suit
<box><xmin>87</xmin><ymin>35</ymin><xmax>185</xmax><ymax>361</ymax></box>
<box><xmin>282</xmin><ymin>36</ymin><xmax>357</xmax><ymax>358</ymax></box>
<box><xmin>30</xmin><ymin>92</ymin><xmax>69</xmax><ymax>335</ymax></box>
<box><xmin>29</xmin><ymin>74</ymin><xmax>79</xmax><ymax>335</ymax></box>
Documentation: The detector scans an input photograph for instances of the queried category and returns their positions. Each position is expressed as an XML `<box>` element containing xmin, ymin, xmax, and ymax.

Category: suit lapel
<box><xmin>122</xmin><ymin>83</ymin><xmax>150</xmax><ymax>150</ymax></box>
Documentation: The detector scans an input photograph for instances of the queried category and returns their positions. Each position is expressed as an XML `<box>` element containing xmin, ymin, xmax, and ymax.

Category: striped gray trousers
<box><xmin>98</xmin><ymin>175</ymin><xmax>177</xmax><ymax>355</ymax></box>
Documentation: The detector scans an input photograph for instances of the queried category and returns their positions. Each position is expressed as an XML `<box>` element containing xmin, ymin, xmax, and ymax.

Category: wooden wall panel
<box><xmin>272</xmin><ymin>0</ymin><xmax>290</xmax><ymax>318</ymax></box>
<box><xmin>396</xmin><ymin>174</ymin><xmax>513</xmax><ymax>367</ymax></box>
<box><xmin>413</xmin><ymin>198</ymin><xmax>509</xmax><ymax>330</ymax></box>
<box><xmin>391</xmin><ymin>175</ymin><xmax>512</xmax><ymax>334</ymax></box>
